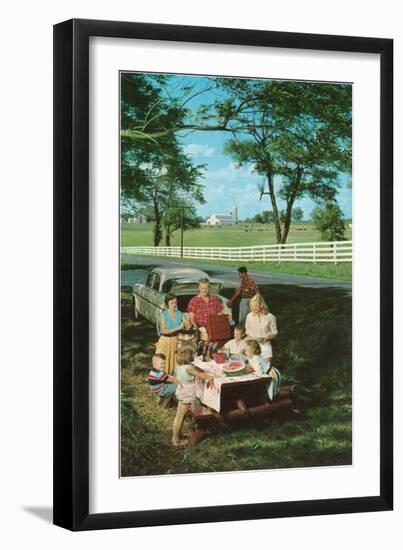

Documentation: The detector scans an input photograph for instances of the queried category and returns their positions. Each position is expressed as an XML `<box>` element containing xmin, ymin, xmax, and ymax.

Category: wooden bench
<box><xmin>188</xmin><ymin>383</ymin><xmax>298</xmax><ymax>445</ymax></box>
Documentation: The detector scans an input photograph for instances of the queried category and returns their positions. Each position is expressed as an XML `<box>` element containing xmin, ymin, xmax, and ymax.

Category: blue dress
<box><xmin>156</xmin><ymin>309</ymin><xmax>183</xmax><ymax>374</ymax></box>
<box><xmin>161</xmin><ymin>309</ymin><xmax>182</xmax><ymax>330</ymax></box>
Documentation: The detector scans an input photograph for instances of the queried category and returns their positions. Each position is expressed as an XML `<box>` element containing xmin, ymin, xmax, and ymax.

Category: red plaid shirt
<box><xmin>187</xmin><ymin>294</ymin><xmax>223</xmax><ymax>327</ymax></box>
<box><xmin>240</xmin><ymin>276</ymin><xmax>258</xmax><ymax>298</ymax></box>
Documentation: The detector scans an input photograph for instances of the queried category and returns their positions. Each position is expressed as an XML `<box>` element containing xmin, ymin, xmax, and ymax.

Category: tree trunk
<box><xmin>165</xmin><ymin>225</ymin><xmax>171</xmax><ymax>246</ymax></box>
<box><xmin>266</xmin><ymin>172</ymin><xmax>282</xmax><ymax>244</ymax></box>
<box><xmin>281</xmin><ymin>170</ymin><xmax>302</xmax><ymax>244</ymax></box>
<box><xmin>152</xmin><ymin>197</ymin><xmax>162</xmax><ymax>247</ymax></box>
<box><xmin>280</xmin><ymin>198</ymin><xmax>295</xmax><ymax>244</ymax></box>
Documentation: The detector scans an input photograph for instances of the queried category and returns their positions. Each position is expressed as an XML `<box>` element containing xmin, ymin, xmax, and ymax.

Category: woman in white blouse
<box><xmin>245</xmin><ymin>294</ymin><xmax>278</xmax><ymax>361</ymax></box>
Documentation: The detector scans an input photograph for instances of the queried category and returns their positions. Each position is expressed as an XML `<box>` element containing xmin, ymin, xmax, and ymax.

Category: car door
<box><xmin>141</xmin><ymin>272</ymin><xmax>164</xmax><ymax>324</ymax></box>
<box><xmin>136</xmin><ymin>272</ymin><xmax>155</xmax><ymax>318</ymax></box>
<box><xmin>148</xmin><ymin>273</ymin><xmax>165</xmax><ymax>326</ymax></box>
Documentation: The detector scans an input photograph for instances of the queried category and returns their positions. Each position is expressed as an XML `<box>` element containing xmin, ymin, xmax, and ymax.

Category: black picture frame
<box><xmin>53</xmin><ymin>18</ymin><xmax>393</xmax><ymax>531</ymax></box>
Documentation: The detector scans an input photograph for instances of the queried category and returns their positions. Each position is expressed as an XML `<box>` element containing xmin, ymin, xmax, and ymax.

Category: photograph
<box><xmin>119</xmin><ymin>71</ymin><xmax>353</xmax><ymax>477</ymax></box>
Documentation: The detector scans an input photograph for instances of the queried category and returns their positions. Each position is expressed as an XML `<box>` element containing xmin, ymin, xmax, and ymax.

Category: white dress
<box><xmin>245</xmin><ymin>312</ymin><xmax>278</xmax><ymax>360</ymax></box>
<box><xmin>224</xmin><ymin>338</ymin><xmax>247</xmax><ymax>355</ymax></box>
<box><xmin>175</xmin><ymin>364</ymin><xmax>196</xmax><ymax>404</ymax></box>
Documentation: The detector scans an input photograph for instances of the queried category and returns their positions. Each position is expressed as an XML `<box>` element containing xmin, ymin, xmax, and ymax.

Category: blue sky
<box><xmin>162</xmin><ymin>75</ymin><xmax>352</xmax><ymax>221</ymax></box>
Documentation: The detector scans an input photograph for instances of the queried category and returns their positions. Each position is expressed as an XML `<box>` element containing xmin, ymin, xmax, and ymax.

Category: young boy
<box><xmin>148</xmin><ymin>353</ymin><xmax>177</xmax><ymax>399</ymax></box>
<box><xmin>224</xmin><ymin>325</ymin><xmax>247</xmax><ymax>356</ymax></box>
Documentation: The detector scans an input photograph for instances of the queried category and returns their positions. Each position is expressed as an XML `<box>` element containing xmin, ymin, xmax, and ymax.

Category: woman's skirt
<box><xmin>155</xmin><ymin>335</ymin><xmax>178</xmax><ymax>375</ymax></box>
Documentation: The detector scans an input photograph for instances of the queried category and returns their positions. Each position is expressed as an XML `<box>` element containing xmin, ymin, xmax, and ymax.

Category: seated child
<box><xmin>224</xmin><ymin>325</ymin><xmax>247</xmax><ymax>356</ymax></box>
<box><xmin>148</xmin><ymin>353</ymin><xmax>177</xmax><ymax>399</ymax></box>
<box><xmin>172</xmin><ymin>343</ymin><xmax>216</xmax><ymax>446</ymax></box>
<box><xmin>245</xmin><ymin>340</ymin><xmax>281</xmax><ymax>400</ymax></box>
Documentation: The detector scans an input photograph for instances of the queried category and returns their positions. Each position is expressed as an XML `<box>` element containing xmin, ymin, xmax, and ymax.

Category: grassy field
<box><xmin>121</xmin><ymin>222</ymin><xmax>353</xmax><ymax>280</ymax></box>
<box><xmin>120</xmin><ymin>278</ymin><xmax>352</xmax><ymax>477</ymax></box>
<box><xmin>121</xmin><ymin>222</ymin><xmax>353</xmax><ymax>248</ymax></box>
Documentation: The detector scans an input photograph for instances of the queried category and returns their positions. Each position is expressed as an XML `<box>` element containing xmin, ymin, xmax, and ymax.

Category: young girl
<box><xmin>224</xmin><ymin>324</ymin><xmax>247</xmax><ymax>356</ymax></box>
<box><xmin>245</xmin><ymin>339</ymin><xmax>281</xmax><ymax>400</ymax></box>
<box><xmin>172</xmin><ymin>343</ymin><xmax>216</xmax><ymax>446</ymax></box>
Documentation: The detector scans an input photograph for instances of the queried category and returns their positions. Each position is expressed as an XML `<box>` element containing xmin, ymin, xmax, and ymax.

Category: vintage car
<box><xmin>132</xmin><ymin>267</ymin><xmax>232</xmax><ymax>334</ymax></box>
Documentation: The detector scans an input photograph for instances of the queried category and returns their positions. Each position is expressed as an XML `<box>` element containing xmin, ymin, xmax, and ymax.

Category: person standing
<box><xmin>156</xmin><ymin>293</ymin><xmax>186</xmax><ymax>374</ymax></box>
<box><xmin>245</xmin><ymin>294</ymin><xmax>278</xmax><ymax>361</ymax></box>
<box><xmin>227</xmin><ymin>266</ymin><xmax>259</xmax><ymax>327</ymax></box>
<box><xmin>187</xmin><ymin>278</ymin><xmax>224</xmax><ymax>340</ymax></box>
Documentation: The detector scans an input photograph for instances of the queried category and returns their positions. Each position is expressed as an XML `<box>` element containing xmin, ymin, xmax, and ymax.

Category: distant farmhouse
<box><xmin>206</xmin><ymin>206</ymin><xmax>238</xmax><ymax>226</ymax></box>
<box><xmin>121</xmin><ymin>214</ymin><xmax>147</xmax><ymax>224</ymax></box>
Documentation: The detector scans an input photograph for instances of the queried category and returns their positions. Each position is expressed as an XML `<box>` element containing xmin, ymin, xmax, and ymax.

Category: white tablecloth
<box><xmin>193</xmin><ymin>358</ymin><xmax>270</xmax><ymax>413</ymax></box>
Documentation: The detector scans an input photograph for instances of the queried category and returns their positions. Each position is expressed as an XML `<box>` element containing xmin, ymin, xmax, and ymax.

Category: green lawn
<box><xmin>121</xmin><ymin>222</ymin><xmax>352</xmax><ymax>248</ymax></box>
<box><xmin>121</xmin><ymin>222</ymin><xmax>353</xmax><ymax>281</ymax></box>
<box><xmin>120</xmin><ymin>279</ymin><xmax>352</xmax><ymax>477</ymax></box>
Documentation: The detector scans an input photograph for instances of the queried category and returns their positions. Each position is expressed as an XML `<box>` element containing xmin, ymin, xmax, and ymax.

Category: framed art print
<box><xmin>53</xmin><ymin>19</ymin><xmax>393</xmax><ymax>530</ymax></box>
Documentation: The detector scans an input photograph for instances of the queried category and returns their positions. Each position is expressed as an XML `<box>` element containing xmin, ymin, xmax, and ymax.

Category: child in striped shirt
<box><xmin>148</xmin><ymin>353</ymin><xmax>177</xmax><ymax>398</ymax></box>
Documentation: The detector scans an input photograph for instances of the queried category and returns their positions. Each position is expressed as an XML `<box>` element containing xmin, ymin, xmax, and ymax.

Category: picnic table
<box><xmin>188</xmin><ymin>358</ymin><xmax>296</xmax><ymax>445</ymax></box>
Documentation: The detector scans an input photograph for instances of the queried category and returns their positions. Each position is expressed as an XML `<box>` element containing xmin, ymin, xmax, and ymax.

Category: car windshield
<box><xmin>170</xmin><ymin>280</ymin><xmax>221</xmax><ymax>295</ymax></box>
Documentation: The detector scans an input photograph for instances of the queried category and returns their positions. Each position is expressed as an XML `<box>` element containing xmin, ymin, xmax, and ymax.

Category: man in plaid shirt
<box><xmin>188</xmin><ymin>278</ymin><xmax>223</xmax><ymax>330</ymax></box>
<box><xmin>227</xmin><ymin>266</ymin><xmax>259</xmax><ymax>327</ymax></box>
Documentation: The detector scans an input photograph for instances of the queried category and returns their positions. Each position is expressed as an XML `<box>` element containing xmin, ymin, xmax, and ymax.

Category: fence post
<box><xmin>313</xmin><ymin>243</ymin><xmax>316</xmax><ymax>264</ymax></box>
<box><xmin>334</xmin><ymin>242</ymin><xmax>337</xmax><ymax>265</ymax></box>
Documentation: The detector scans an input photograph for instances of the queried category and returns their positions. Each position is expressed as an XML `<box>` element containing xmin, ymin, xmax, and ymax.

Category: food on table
<box><xmin>229</xmin><ymin>354</ymin><xmax>248</xmax><ymax>363</ymax></box>
<box><xmin>222</xmin><ymin>361</ymin><xmax>246</xmax><ymax>376</ymax></box>
<box><xmin>213</xmin><ymin>352</ymin><xmax>227</xmax><ymax>364</ymax></box>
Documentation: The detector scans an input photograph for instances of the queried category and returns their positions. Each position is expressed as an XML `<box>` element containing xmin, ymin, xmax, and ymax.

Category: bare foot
<box><xmin>172</xmin><ymin>438</ymin><xmax>188</xmax><ymax>447</ymax></box>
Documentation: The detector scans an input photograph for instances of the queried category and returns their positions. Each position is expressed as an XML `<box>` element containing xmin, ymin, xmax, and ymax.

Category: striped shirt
<box><xmin>148</xmin><ymin>369</ymin><xmax>168</xmax><ymax>393</ymax></box>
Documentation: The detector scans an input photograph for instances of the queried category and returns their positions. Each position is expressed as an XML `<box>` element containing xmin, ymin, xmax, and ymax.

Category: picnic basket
<box><xmin>206</xmin><ymin>314</ymin><xmax>231</xmax><ymax>343</ymax></box>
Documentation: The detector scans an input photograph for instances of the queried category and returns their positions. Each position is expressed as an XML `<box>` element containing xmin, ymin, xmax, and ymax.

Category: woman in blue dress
<box><xmin>155</xmin><ymin>293</ymin><xmax>186</xmax><ymax>374</ymax></box>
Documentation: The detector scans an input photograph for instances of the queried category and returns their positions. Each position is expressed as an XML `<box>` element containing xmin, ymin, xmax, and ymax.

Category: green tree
<box><xmin>292</xmin><ymin>207</ymin><xmax>304</xmax><ymax>222</ymax></box>
<box><xmin>163</xmin><ymin>202</ymin><xmax>202</xmax><ymax>246</ymax></box>
<box><xmin>261</xmin><ymin>210</ymin><xmax>274</xmax><ymax>223</ymax></box>
<box><xmin>219</xmin><ymin>79</ymin><xmax>351</xmax><ymax>243</ymax></box>
<box><xmin>311</xmin><ymin>202</ymin><xmax>346</xmax><ymax>241</ymax></box>
<box><xmin>121</xmin><ymin>74</ymin><xmax>351</xmax><ymax>245</ymax></box>
<box><xmin>137</xmin><ymin>206</ymin><xmax>155</xmax><ymax>221</ymax></box>
<box><xmin>123</xmin><ymin>148</ymin><xmax>205</xmax><ymax>246</ymax></box>
<box><xmin>121</xmin><ymin>74</ymin><xmax>206</xmax><ymax>245</ymax></box>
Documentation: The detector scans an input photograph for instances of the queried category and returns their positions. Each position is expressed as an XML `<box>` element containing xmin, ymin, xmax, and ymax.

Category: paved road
<box><xmin>121</xmin><ymin>255</ymin><xmax>352</xmax><ymax>295</ymax></box>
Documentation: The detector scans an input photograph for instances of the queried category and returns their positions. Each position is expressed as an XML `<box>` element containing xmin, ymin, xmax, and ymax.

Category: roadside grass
<box><xmin>121</xmin><ymin>259</ymin><xmax>352</xmax><ymax>281</ymax></box>
<box><xmin>120</xmin><ymin>280</ymin><xmax>352</xmax><ymax>477</ymax></box>
<box><xmin>244</xmin><ymin>261</ymin><xmax>352</xmax><ymax>281</ymax></box>
<box><xmin>121</xmin><ymin>222</ymin><xmax>352</xmax><ymax>248</ymax></box>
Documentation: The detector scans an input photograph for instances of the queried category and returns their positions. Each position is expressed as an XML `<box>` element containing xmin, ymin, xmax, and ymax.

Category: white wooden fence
<box><xmin>121</xmin><ymin>240</ymin><xmax>352</xmax><ymax>264</ymax></box>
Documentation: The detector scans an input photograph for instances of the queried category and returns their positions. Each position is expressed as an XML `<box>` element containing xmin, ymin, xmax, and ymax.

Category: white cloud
<box><xmin>184</xmin><ymin>143</ymin><xmax>215</xmax><ymax>158</ymax></box>
<box><xmin>208</xmin><ymin>162</ymin><xmax>257</xmax><ymax>182</ymax></box>
<box><xmin>195</xmin><ymin>161</ymin><xmax>265</xmax><ymax>218</ymax></box>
